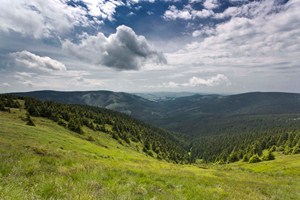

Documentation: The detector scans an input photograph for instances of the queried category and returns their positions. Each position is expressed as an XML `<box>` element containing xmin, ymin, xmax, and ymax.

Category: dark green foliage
<box><xmin>27</xmin><ymin>105</ymin><xmax>40</xmax><ymax>116</ymax></box>
<box><xmin>147</xmin><ymin>151</ymin><xmax>154</xmax><ymax>157</ymax></box>
<box><xmin>112</xmin><ymin>132</ymin><xmax>119</xmax><ymax>140</ymax></box>
<box><xmin>57</xmin><ymin>119</ymin><xmax>67</xmax><ymax>127</ymax></box>
<box><xmin>87</xmin><ymin>136</ymin><xmax>95</xmax><ymax>142</ymax></box>
<box><xmin>0</xmin><ymin>103</ymin><xmax>5</xmax><ymax>111</ymax></box>
<box><xmin>269</xmin><ymin>145</ymin><xmax>276</xmax><ymax>152</ymax></box>
<box><xmin>143</xmin><ymin>146</ymin><xmax>148</xmax><ymax>153</ymax></box>
<box><xmin>249</xmin><ymin>154</ymin><xmax>261</xmax><ymax>163</ymax></box>
<box><xmin>68</xmin><ymin>118</ymin><xmax>83</xmax><ymax>134</ymax></box>
<box><xmin>292</xmin><ymin>144</ymin><xmax>300</xmax><ymax>154</ymax></box>
<box><xmin>191</xmin><ymin>130</ymin><xmax>300</xmax><ymax>163</ymax></box>
<box><xmin>0</xmin><ymin>95</ymin><xmax>20</xmax><ymax>111</ymax></box>
<box><xmin>228</xmin><ymin>151</ymin><xmax>239</xmax><ymax>163</ymax></box>
<box><xmin>26</xmin><ymin>113</ymin><xmax>35</xmax><ymax>126</ymax></box>
<box><xmin>261</xmin><ymin>150</ymin><xmax>275</xmax><ymax>161</ymax></box>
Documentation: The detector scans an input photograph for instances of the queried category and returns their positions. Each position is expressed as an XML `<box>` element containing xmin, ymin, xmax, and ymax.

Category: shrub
<box><xmin>228</xmin><ymin>151</ymin><xmax>239</xmax><ymax>163</ymax></box>
<box><xmin>147</xmin><ymin>151</ymin><xmax>154</xmax><ymax>157</ymax></box>
<box><xmin>292</xmin><ymin>145</ymin><xmax>300</xmax><ymax>154</ymax></box>
<box><xmin>269</xmin><ymin>145</ymin><xmax>276</xmax><ymax>152</ymax></box>
<box><xmin>277</xmin><ymin>146</ymin><xmax>284</xmax><ymax>152</ymax></box>
<box><xmin>249</xmin><ymin>154</ymin><xmax>261</xmax><ymax>163</ymax></box>
<box><xmin>261</xmin><ymin>150</ymin><xmax>275</xmax><ymax>161</ymax></box>
<box><xmin>68</xmin><ymin>119</ymin><xmax>83</xmax><ymax>134</ymax></box>
<box><xmin>87</xmin><ymin>136</ymin><xmax>95</xmax><ymax>142</ymax></box>
<box><xmin>26</xmin><ymin>113</ymin><xmax>35</xmax><ymax>126</ymax></box>
<box><xmin>0</xmin><ymin>104</ymin><xmax>5</xmax><ymax>111</ymax></box>
<box><xmin>57</xmin><ymin>120</ymin><xmax>67</xmax><ymax>127</ymax></box>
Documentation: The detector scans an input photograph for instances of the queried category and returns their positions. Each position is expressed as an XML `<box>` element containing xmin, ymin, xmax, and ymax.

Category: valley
<box><xmin>12</xmin><ymin>91</ymin><xmax>300</xmax><ymax>163</ymax></box>
<box><xmin>1</xmin><ymin>105</ymin><xmax>300</xmax><ymax>199</ymax></box>
<box><xmin>14</xmin><ymin>91</ymin><xmax>300</xmax><ymax>137</ymax></box>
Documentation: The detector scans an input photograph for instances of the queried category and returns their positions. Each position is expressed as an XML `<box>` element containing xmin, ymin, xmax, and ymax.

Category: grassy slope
<box><xmin>1</xmin><ymin>110</ymin><xmax>300</xmax><ymax>200</ymax></box>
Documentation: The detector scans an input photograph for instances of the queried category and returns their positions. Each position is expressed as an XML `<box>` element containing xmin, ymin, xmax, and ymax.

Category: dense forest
<box><xmin>192</xmin><ymin>130</ymin><xmax>300</xmax><ymax>164</ymax></box>
<box><xmin>1</xmin><ymin>94</ymin><xmax>300</xmax><ymax>164</ymax></box>
<box><xmin>189</xmin><ymin>114</ymin><xmax>300</xmax><ymax>163</ymax></box>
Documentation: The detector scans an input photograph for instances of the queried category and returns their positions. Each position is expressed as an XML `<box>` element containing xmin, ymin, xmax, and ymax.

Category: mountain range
<box><xmin>12</xmin><ymin>90</ymin><xmax>300</xmax><ymax>138</ymax></box>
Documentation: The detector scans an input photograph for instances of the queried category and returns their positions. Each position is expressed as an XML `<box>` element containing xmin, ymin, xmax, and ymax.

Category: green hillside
<box><xmin>12</xmin><ymin>91</ymin><xmax>300</xmax><ymax>164</ymax></box>
<box><xmin>1</xmin><ymin>102</ymin><xmax>300</xmax><ymax>199</ymax></box>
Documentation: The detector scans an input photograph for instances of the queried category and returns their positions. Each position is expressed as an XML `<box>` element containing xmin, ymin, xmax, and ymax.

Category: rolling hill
<box><xmin>153</xmin><ymin>92</ymin><xmax>300</xmax><ymax>137</ymax></box>
<box><xmin>1</xmin><ymin>95</ymin><xmax>300</xmax><ymax>199</ymax></box>
<box><xmin>13</xmin><ymin>91</ymin><xmax>300</xmax><ymax>137</ymax></box>
<box><xmin>12</xmin><ymin>90</ymin><xmax>160</xmax><ymax>120</ymax></box>
<box><xmin>9</xmin><ymin>91</ymin><xmax>300</xmax><ymax>164</ymax></box>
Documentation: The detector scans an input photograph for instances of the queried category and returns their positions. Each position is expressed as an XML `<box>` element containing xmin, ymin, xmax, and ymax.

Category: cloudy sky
<box><xmin>0</xmin><ymin>0</ymin><xmax>299</xmax><ymax>93</ymax></box>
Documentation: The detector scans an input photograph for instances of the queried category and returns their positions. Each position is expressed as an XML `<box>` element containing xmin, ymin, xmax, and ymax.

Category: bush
<box><xmin>249</xmin><ymin>154</ymin><xmax>261</xmax><ymax>163</ymax></box>
<box><xmin>124</xmin><ymin>135</ymin><xmax>131</xmax><ymax>144</ymax></box>
<box><xmin>26</xmin><ymin>120</ymin><xmax>35</xmax><ymax>126</ymax></box>
<box><xmin>68</xmin><ymin>119</ymin><xmax>83</xmax><ymax>134</ymax></box>
<box><xmin>0</xmin><ymin>104</ymin><xmax>5</xmax><ymax>111</ymax></box>
<box><xmin>87</xmin><ymin>136</ymin><xmax>95</xmax><ymax>142</ymax></box>
<box><xmin>147</xmin><ymin>150</ymin><xmax>154</xmax><ymax>157</ymax></box>
<box><xmin>269</xmin><ymin>145</ymin><xmax>276</xmax><ymax>152</ymax></box>
<box><xmin>26</xmin><ymin>113</ymin><xmax>35</xmax><ymax>126</ymax></box>
<box><xmin>284</xmin><ymin>146</ymin><xmax>292</xmax><ymax>155</ymax></box>
<box><xmin>112</xmin><ymin>133</ymin><xmax>119</xmax><ymax>140</ymax></box>
<box><xmin>57</xmin><ymin>120</ymin><xmax>67</xmax><ymax>127</ymax></box>
<box><xmin>292</xmin><ymin>145</ymin><xmax>300</xmax><ymax>154</ymax></box>
<box><xmin>277</xmin><ymin>146</ymin><xmax>284</xmax><ymax>152</ymax></box>
<box><xmin>228</xmin><ymin>151</ymin><xmax>239</xmax><ymax>163</ymax></box>
<box><xmin>242</xmin><ymin>154</ymin><xmax>249</xmax><ymax>162</ymax></box>
<box><xmin>261</xmin><ymin>150</ymin><xmax>275</xmax><ymax>161</ymax></box>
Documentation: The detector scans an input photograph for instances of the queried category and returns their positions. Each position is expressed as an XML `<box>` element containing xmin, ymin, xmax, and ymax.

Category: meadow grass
<box><xmin>1</xmin><ymin>110</ymin><xmax>300</xmax><ymax>199</ymax></box>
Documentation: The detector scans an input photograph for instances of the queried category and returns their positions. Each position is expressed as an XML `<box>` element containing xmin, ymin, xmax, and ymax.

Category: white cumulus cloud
<box><xmin>163</xmin><ymin>5</ymin><xmax>213</xmax><ymax>20</ymax></box>
<box><xmin>149</xmin><ymin>74</ymin><xmax>230</xmax><ymax>89</ymax></box>
<box><xmin>0</xmin><ymin>0</ymin><xmax>130</xmax><ymax>39</ymax></box>
<box><xmin>192</xmin><ymin>26</ymin><xmax>216</xmax><ymax>37</ymax></box>
<box><xmin>79</xmin><ymin>0</ymin><xmax>124</xmax><ymax>21</ymax></box>
<box><xmin>182</xmin><ymin>74</ymin><xmax>231</xmax><ymax>87</ymax></box>
<box><xmin>63</xmin><ymin>25</ymin><xmax>167</xmax><ymax>70</ymax></box>
<box><xmin>168</xmin><ymin>0</ymin><xmax>300</xmax><ymax>72</ymax></box>
<box><xmin>0</xmin><ymin>0</ymin><xmax>89</xmax><ymax>38</ymax></box>
<box><xmin>10</xmin><ymin>51</ymin><xmax>67</xmax><ymax>71</ymax></box>
<box><xmin>203</xmin><ymin>0</ymin><xmax>219</xmax><ymax>10</ymax></box>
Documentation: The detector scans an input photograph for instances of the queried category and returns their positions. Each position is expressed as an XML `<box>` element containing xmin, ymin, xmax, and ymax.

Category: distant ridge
<box><xmin>12</xmin><ymin>90</ymin><xmax>300</xmax><ymax>137</ymax></box>
<box><xmin>12</xmin><ymin>90</ymin><xmax>159</xmax><ymax>119</ymax></box>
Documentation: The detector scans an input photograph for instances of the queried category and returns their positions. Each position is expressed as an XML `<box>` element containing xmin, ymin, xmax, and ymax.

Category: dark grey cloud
<box><xmin>62</xmin><ymin>25</ymin><xmax>167</xmax><ymax>70</ymax></box>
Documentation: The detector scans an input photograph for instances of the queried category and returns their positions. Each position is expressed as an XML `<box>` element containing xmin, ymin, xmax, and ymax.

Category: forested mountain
<box><xmin>12</xmin><ymin>90</ymin><xmax>160</xmax><ymax>120</ymax></box>
<box><xmin>8</xmin><ymin>91</ymin><xmax>300</xmax><ymax>164</ymax></box>
<box><xmin>13</xmin><ymin>91</ymin><xmax>300</xmax><ymax>136</ymax></box>
<box><xmin>134</xmin><ymin>92</ymin><xmax>197</xmax><ymax>102</ymax></box>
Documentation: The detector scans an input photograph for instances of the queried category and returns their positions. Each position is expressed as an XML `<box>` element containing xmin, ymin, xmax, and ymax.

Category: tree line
<box><xmin>191</xmin><ymin>129</ymin><xmax>300</xmax><ymax>164</ymax></box>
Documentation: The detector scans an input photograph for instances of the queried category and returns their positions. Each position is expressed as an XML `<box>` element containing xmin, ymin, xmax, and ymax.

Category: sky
<box><xmin>0</xmin><ymin>0</ymin><xmax>300</xmax><ymax>94</ymax></box>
